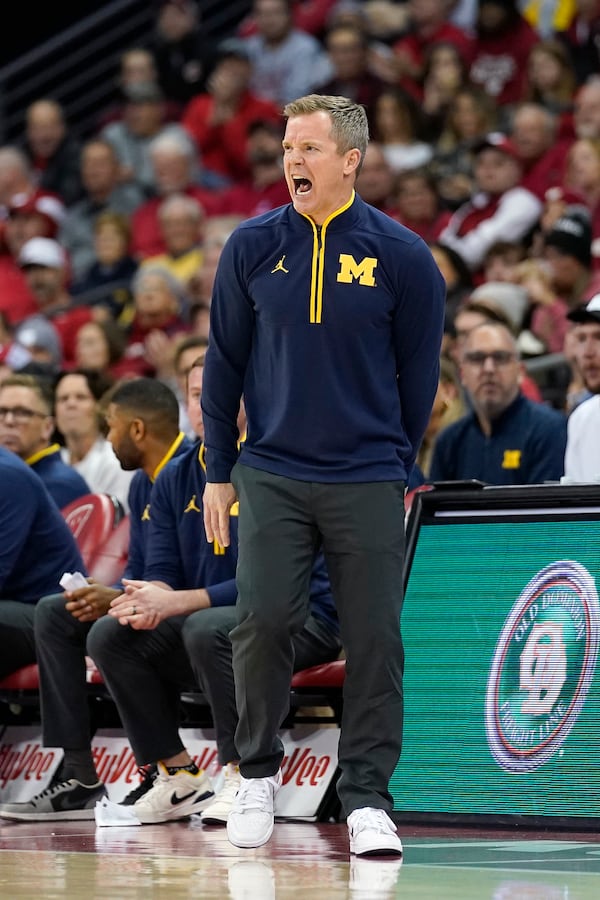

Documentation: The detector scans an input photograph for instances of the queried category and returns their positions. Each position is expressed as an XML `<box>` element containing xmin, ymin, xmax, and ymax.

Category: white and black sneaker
<box><xmin>0</xmin><ymin>779</ymin><xmax>107</xmax><ymax>821</ymax></box>
<box><xmin>132</xmin><ymin>762</ymin><xmax>214</xmax><ymax>824</ymax></box>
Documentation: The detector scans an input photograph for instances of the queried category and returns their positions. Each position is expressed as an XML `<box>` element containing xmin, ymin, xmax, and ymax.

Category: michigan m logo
<box><xmin>337</xmin><ymin>254</ymin><xmax>378</xmax><ymax>286</ymax></box>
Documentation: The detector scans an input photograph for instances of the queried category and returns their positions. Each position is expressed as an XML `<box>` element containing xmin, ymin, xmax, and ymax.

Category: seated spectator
<box><xmin>17</xmin><ymin>99</ymin><xmax>83</xmax><ymax>206</ymax></box>
<box><xmin>0</xmin><ymin>446</ymin><xmax>85</xmax><ymax>679</ymax></box>
<box><xmin>557</xmin><ymin>8</ymin><xmax>600</xmax><ymax>87</ymax></box>
<box><xmin>429</xmin><ymin>321</ymin><xmax>567</xmax><ymax>484</ymax></box>
<box><xmin>371</xmin><ymin>88</ymin><xmax>433</xmax><ymax>175</ymax></box>
<box><xmin>391</xmin><ymin>167</ymin><xmax>451</xmax><ymax>244</ymax></box>
<box><xmin>447</xmin><ymin>298</ymin><xmax>542</xmax><ymax>402</ymax></box>
<box><xmin>563</xmin><ymin>295</ymin><xmax>600</xmax><ymax>481</ymax></box>
<box><xmin>482</xmin><ymin>239</ymin><xmax>528</xmax><ymax>285</ymax></box>
<box><xmin>509</xmin><ymin>102</ymin><xmax>573</xmax><ymax>201</ymax></box>
<box><xmin>238</xmin><ymin>0</ymin><xmax>334</xmax><ymax>106</ymax></box>
<box><xmin>561</xmin><ymin>136</ymin><xmax>600</xmax><ymax>246</ymax></box>
<box><xmin>525</xmin><ymin>39</ymin><xmax>577</xmax><ymax>129</ymax></box>
<box><xmin>354</xmin><ymin>142</ymin><xmax>398</xmax><ymax>216</ymax></box>
<box><xmin>0</xmin><ymin>180</ymin><xmax>65</xmax><ymax>327</ymax></box>
<box><xmin>391</xmin><ymin>0</ymin><xmax>474</xmax><ymax>99</ymax></box>
<box><xmin>416</xmin><ymin>354</ymin><xmax>466</xmax><ymax>478</ymax></box>
<box><xmin>74</xmin><ymin>319</ymin><xmax>128</xmax><ymax>380</ymax></box>
<box><xmin>54</xmin><ymin>369</ymin><xmax>135</xmax><ymax>513</ymax></box>
<box><xmin>100</xmin><ymin>84</ymin><xmax>193</xmax><ymax>199</ymax></box>
<box><xmin>314</xmin><ymin>21</ymin><xmax>386</xmax><ymax>127</ymax></box>
<box><xmin>439</xmin><ymin>133</ymin><xmax>543</xmax><ymax>278</ymax></box>
<box><xmin>70</xmin><ymin>211</ymin><xmax>139</xmax><ymax>322</ymax></box>
<box><xmin>572</xmin><ymin>76</ymin><xmax>600</xmax><ymax>140</ymax></box>
<box><xmin>115</xmin><ymin>265</ymin><xmax>189</xmax><ymax>379</ymax></box>
<box><xmin>129</xmin><ymin>130</ymin><xmax>224</xmax><ymax>260</ymax></box>
<box><xmin>17</xmin><ymin>237</ymin><xmax>95</xmax><ymax>367</ymax></box>
<box><xmin>0</xmin><ymin>378</ymin><xmax>191</xmax><ymax>821</ymax></box>
<box><xmin>59</xmin><ymin>138</ymin><xmax>144</xmax><ymax>284</ymax></box>
<box><xmin>95</xmin><ymin>47</ymin><xmax>164</xmax><ymax>130</ymax></box>
<box><xmin>180</xmin><ymin>38</ymin><xmax>281</xmax><ymax>187</ymax></box>
<box><xmin>216</xmin><ymin>119</ymin><xmax>290</xmax><ymax>219</ymax></box>
<box><xmin>429</xmin><ymin>241</ymin><xmax>475</xmax><ymax>333</ymax></box>
<box><xmin>140</xmin><ymin>193</ymin><xmax>205</xmax><ymax>290</ymax></box>
<box><xmin>469</xmin><ymin>0</ymin><xmax>539</xmax><ymax>113</ymax></box>
<box><xmin>0</xmin><ymin>373</ymin><xmax>89</xmax><ymax>508</ymax></box>
<box><xmin>12</xmin><ymin>315</ymin><xmax>63</xmax><ymax>373</ymax></box>
<box><xmin>431</xmin><ymin>86</ymin><xmax>498</xmax><ymax>210</ymax></box>
<box><xmin>420</xmin><ymin>41</ymin><xmax>471</xmax><ymax>140</ymax></box>
<box><xmin>149</xmin><ymin>0</ymin><xmax>218</xmax><ymax>106</ymax></box>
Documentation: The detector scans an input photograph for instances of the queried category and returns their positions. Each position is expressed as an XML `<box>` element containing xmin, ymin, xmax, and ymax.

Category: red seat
<box><xmin>61</xmin><ymin>493</ymin><xmax>124</xmax><ymax>569</ymax></box>
<box><xmin>0</xmin><ymin>663</ymin><xmax>39</xmax><ymax>691</ymax></box>
<box><xmin>291</xmin><ymin>659</ymin><xmax>346</xmax><ymax>689</ymax></box>
<box><xmin>88</xmin><ymin>516</ymin><xmax>130</xmax><ymax>585</ymax></box>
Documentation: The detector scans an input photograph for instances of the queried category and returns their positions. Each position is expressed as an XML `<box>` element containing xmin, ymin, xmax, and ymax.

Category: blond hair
<box><xmin>283</xmin><ymin>94</ymin><xmax>369</xmax><ymax>172</ymax></box>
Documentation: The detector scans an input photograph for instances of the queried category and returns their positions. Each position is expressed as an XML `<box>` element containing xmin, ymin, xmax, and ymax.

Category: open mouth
<box><xmin>292</xmin><ymin>176</ymin><xmax>312</xmax><ymax>195</ymax></box>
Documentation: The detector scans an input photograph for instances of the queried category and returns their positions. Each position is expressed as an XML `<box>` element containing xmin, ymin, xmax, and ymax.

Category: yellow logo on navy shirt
<box><xmin>271</xmin><ymin>255</ymin><xmax>289</xmax><ymax>274</ymax></box>
<box><xmin>184</xmin><ymin>494</ymin><xmax>201</xmax><ymax>513</ymax></box>
<box><xmin>141</xmin><ymin>504</ymin><xmax>151</xmax><ymax>521</ymax></box>
<box><xmin>502</xmin><ymin>450</ymin><xmax>522</xmax><ymax>469</ymax></box>
<box><xmin>337</xmin><ymin>254</ymin><xmax>377</xmax><ymax>286</ymax></box>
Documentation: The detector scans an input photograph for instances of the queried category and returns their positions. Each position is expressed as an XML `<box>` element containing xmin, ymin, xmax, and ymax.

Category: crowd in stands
<box><xmin>2</xmin><ymin>2</ymin><xmax>598</xmax><ymax>414</ymax></box>
<box><xmin>1</xmin><ymin>0</ymin><xmax>600</xmax><ymax>824</ymax></box>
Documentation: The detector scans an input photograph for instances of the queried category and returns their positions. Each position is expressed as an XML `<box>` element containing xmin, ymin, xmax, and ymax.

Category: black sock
<box><xmin>165</xmin><ymin>761</ymin><xmax>199</xmax><ymax>777</ymax></box>
<box><xmin>61</xmin><ymin>749</ymin><xmax>100</xmax><ymax>786</ymax></box>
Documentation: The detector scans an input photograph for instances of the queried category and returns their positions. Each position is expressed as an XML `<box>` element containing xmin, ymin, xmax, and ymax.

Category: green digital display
<box><xmin>391</xmin><ymin>512</ymin><xmax>600</xmax><ymax>822</ymax></box>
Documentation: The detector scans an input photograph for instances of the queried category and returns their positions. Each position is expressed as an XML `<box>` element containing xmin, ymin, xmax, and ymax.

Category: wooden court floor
<box><xmin>2</xmin><ymin>817</ymin><xmax>600</xmax><ymax>899</ymax></box>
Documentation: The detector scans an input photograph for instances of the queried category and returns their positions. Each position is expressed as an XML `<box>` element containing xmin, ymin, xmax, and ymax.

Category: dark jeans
<box><xmin>230</xmin><ymin>463</ymin><xmax>406</xmax><ymax>816</ymax></box>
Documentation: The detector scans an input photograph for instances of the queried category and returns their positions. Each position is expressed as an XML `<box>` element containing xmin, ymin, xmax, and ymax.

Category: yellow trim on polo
<box><xmin>25</xmin><ymin>443</ymin><xmax>61</xmax><ymax>466</ymax></box>
<box><xmin>301</xmin><ymin>191</ymin><xmax>355</xmax><ymax>324</ymax></box>
<box><xmin>151</xmin><ymin>431</ymin><xmax>186</xmax><ymax>482</ymax></box>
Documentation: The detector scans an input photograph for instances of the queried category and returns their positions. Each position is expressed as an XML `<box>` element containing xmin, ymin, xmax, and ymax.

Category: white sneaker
<box><xmin>226</xmin><ymin>771</ymin><xmax>282</xmax><ymax>848</ymax></box>
<box><xmin>132</xmin><ymin>763</ymin><xmax>214</xmax><ymax>824</ymax></box>
<box><xmin>347</xmin><ymin>808</ymin><xmax>403</xmax><ymax>857</ymax></box>
<box><xmin>201</xmin><ymin>763</ymin><xmax>241</xmax><ymax>825</ymax></box>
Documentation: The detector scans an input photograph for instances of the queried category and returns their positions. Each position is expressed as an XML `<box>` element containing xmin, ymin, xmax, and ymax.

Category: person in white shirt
<box><xmin>54</xmin><ymin>369</ymin><xmax>135</xmax><ymax>513</ymax></box>
<box><xmin>564</xmin><ymin>294</ymin><xmax>600</xmax><ymax>482</ymax></box>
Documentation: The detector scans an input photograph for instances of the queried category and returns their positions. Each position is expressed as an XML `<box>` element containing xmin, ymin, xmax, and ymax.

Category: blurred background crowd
<box><xmin>1</xmin><ymin>0</ymin><xmax>600</xmax><ymax>487</ymax></box>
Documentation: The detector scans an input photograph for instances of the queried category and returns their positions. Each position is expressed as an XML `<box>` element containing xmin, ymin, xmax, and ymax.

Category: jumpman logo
<box><xmin>271</xmin><ymin>255</ymin><xmax>289</xmax><ymax>274</ymax></box>
<box><xmin>184</xmin><ymin>494</ymin><xmax>201</xmax><ymax>513</ymax></box>
<box><xmin>141</xmin><ymin>504</ymin><xmax>151</xmax><ymax>521</ymax></box>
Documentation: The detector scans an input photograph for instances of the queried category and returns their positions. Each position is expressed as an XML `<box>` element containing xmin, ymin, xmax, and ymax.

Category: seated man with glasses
<box><xmin>0</xmin><ymin>374</ymin><xmax>90</xmax><ymax>508</ymax></box>
<box><xmin>429</xmin><ymin>322</ymin><xmax>567</xmax><ymax>485</ymax></box>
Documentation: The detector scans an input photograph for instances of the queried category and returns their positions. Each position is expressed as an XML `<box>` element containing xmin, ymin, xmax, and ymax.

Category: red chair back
<box><xmin>61</xmin><ymin>493</ymin><xmax>123</xmax><ymax>569</ymax></box>
<box><xmin>88</xmin><ymin>516</ymin><xmax>130</xmax><ymax>585</ymax></box>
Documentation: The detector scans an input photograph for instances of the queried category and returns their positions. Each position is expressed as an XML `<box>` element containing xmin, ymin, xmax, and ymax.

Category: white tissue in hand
<box><xmin>59</xmin><ymin>571</ymin><xmax>88</xmax><ymax>591</ymax></box>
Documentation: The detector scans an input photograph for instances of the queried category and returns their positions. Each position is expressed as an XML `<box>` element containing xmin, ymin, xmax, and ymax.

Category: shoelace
<box><xmin>121</xmin><ymin>765</ymin><xmax>157</xmax><ymax>805</ymax></box>
<box><xmin>32</xmin><ymin>780</ymin><xmax>74</xmax><ymax>802</ymax></box>
<box><xmin>350</xmin><ymin>808</ymin><xmax>395</xmax><ymax>835</ymax></box>
<box><xmin>219</xmin><ymin>772</ymin><xmax>242</xmax><ymax>801</ymax></box>
<box><xmin>236</xmin><ymin>778</ymin><xmax>274</xmax><ymax>811</ymax></box>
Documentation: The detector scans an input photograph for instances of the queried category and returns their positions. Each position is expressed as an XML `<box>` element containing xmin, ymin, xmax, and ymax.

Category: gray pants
<box><xmin>182</xmin><ymin>607</ymin><xmax>342</xmax><ymax>765</ymax></box>
<box><xmin>0</xmin><ymin>601</ymin><xmax>36</xmax><ymax>679</ymax></box>
<box><xmin>230</xmin><ymin>463</ymin><xmax>406</xmax><ymax>816</ymax></box>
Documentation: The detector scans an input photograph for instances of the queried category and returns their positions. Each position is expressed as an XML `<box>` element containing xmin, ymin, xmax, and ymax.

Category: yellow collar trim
<box><xmin>152</xmin><ymin>431</ymin><xmax>186</xmax><ymax>482</ymax></box>
<box><xmin>26</xmin><ymin>443</ymin><xmax>61</xmax><ymax>466</ymax></box>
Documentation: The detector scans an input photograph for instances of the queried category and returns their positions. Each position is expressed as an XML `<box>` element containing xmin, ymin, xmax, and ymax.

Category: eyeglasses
<box><xmin>463</xmin><ymin>351</ymin><xmax>517</xmax><ymax>367</ymax></box>
<box><xmin>0</xmin><ymin>406</ymin><xmax>50</xmax><ymax>424</ymax></box>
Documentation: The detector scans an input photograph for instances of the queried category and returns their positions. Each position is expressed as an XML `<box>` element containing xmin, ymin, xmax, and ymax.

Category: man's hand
<box><xmin>109</xmin><ymin>579</ymin><xmax>172</xmax><ymax>629</ymax></box>
<box><xmin>64</xmin><ymin>582</ymin><xmax>122</xmax><ymax>622</ymax></box>
<box><xmin>203</xmin><ymin>481</ymin><xmax>237</xmax><ymax>548</ymax></box>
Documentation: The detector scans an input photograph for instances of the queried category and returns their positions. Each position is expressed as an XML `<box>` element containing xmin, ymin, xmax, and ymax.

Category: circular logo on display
<box><xmin>485</xmin><ymin>560</ymin><xmax>600</xmax><ymax>773</ymax></box>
